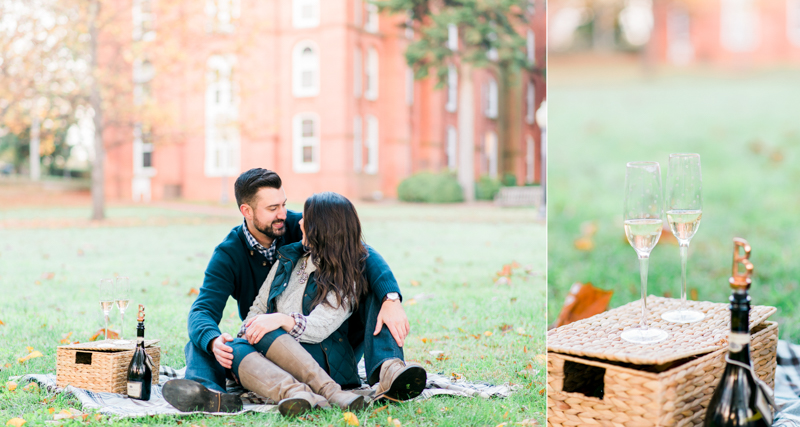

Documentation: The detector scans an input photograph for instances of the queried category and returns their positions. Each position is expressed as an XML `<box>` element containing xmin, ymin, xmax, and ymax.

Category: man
<box><xmin>163</xmin><ymin>168</ymin><xmax>426</xmax><ymax>412</ymax></box>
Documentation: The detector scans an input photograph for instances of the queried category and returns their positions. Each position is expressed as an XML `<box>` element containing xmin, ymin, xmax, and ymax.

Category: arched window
<box><xmin>485</xmin><ymin>77</ymin><xmax>498</xmax><ymax>118</ymax></box>
<box><xmin>364</xmin><ymin>115</ymin><xmax>379</xmax><ymax>174</ymax></box>
<box><xmin>293</xmin><ymin>41</ymin><xmax>320</xmax><ymax>97</ymax></box>
<box><xmin>365</xmin><ymin>47</ymin><xmax>378</xmax><ymax>100</ymax></box>
<box><xmin>526</xmin><ymin>81</ymin><xmax>535</xmax><ymax>124</ymax></box>
<box><xmin>448</xmin><ymin>24</ymin><xmax>458</xmax><ymax>50</ymax></box>
<box><xmin>205</xmin><ymin>54</ymin><xmax>240</xmax><ymax>177</ymax></box>
<box><xmin>293</xmin><ymin>113</ymin><xmax>320</xmax><ymax>173</ymax></box>
<box><xmin>293</xmin><ymin>0</ymin><xmax>320</xmax><ymax>28</ymax></box>
<box><xmin>720</xmin><ymin>0</ymin><xmax>758</xmax><ymax>52</ymax></box>
<box><xmin>446</xmin><ymin>126</ymin><xmax>457</xmax><ymax>170</ymax></box>
<box><xmin>526</xmin><ymin>135</ymin><xmax>535</xmax><ymax>184</ymax></box>
<box><xmin>446</xmin><ymin>65</ymin><xmax>457</xmax><ymax>112</ymax></box>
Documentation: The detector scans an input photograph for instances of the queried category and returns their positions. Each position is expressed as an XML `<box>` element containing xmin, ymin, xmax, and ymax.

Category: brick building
<box><xmin>103</xmin><ymin>0</ymin><xmax>546</xmax><ymax>203</ymax></box>
<box><xmin>652</xmin><ymin>0</ymin><xmax>800</xmax><ymax>66</ymax></box>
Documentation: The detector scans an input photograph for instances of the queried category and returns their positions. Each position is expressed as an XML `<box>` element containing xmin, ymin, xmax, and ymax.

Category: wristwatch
<box><xmin>382</xmin><ymin>292</ymin><xmax>400</xmax><ymax>303</ymax></box>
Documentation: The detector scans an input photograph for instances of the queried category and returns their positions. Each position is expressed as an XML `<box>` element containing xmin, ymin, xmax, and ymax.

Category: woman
<box><xmin>228</xmin><ymin>192</ymin><xmax>371</xmax><ymax>416</ymax></box>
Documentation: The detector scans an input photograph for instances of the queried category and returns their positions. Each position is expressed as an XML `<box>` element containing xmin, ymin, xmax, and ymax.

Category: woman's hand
<box><xmin>244</xmin><ymin>313</ymin><xmax>294</xmax><ymax>344</ymax></box>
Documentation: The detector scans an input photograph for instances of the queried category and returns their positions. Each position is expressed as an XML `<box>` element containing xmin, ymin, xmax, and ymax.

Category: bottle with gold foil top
<box><xmin>126</xmin><ymin>305</ymin><xmax>152</xmax><ymax>400</ymax></box>
<box><xmin>704</xmin><ymin>238</ymin><xmax>773</xmax><ymax>427</ymax></box>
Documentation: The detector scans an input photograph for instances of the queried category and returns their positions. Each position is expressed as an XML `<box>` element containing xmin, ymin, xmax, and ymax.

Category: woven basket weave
<box><xmin>547</xmin><ymin>296</ymin><xmax>778</xmax><ymax>427</ymax></box>
<box><xmin>56</xmin><ymin>340</ymin><xmax>160</xmax><ymax>394</ymax></box>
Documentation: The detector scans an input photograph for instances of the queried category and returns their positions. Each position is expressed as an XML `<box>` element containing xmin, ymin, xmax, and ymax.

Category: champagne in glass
<box><xmin>621</xmin><ymin>162</ymin><xmax>668</xmax><ymax>344</ymax></box>
<box><xmin>99</xmin><ymin>278</ymin><xmax>114</xmax><ymax>342</ymax></box>
<box><xmin>662</xmin><ymin>153</ymin><xmax>705</xmax><ymax>324</ymax></box>
<box><xmin>115</xmin><ymin>276</ymin><xmax>131</xmax><ymax>344</ymax></box>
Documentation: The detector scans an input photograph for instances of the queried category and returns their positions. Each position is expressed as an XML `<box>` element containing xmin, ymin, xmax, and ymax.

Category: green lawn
<box><xmin>0</xmin><ymin>202</ymin><xmax>545</xmax><ymax>426</ymax></box>
<box><xmin>547</xmin><ymin>69</ymin><xmax>800</xmax><ymax>341</ymax></box>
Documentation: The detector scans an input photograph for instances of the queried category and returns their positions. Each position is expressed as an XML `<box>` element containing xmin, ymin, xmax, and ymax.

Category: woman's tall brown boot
<box><xmin>237</xmin><ymin>352</ymin><xmax>329</xmax><ymax>416</ymax></box>
<box><xmin>265</xmin><ymin>335</ymin><xmax>368</xmax><ymax>411</ymax></box>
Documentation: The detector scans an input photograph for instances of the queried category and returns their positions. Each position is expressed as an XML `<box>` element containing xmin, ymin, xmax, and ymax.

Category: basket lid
<box><xmin>58</xmin><ymin>340</ymin><xmax>160</xmax><ymax>352</ymax></box>
<box><xmin>547</xmin><ymin>296</ymin><xmax>776</xmax><ymax>365</ymax></box>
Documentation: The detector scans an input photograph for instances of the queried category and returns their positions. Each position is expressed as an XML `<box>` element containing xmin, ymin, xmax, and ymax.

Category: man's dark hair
<box><xmin>234</xmin><ymin>168</ymin><xmax>282</xmax><ymax>207</ymax></box>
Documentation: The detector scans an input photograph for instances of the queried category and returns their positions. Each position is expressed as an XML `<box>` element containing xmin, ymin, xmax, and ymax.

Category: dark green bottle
<box><xmin>126</xmin><ymin>305</ymin><xmax>152</xmax><ymax>401</ymax></box>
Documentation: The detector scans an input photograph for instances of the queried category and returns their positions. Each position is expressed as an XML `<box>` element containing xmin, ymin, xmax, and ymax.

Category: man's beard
<box><xmin>254</xmin><ymin>217</ymin><xmax>286</xmax><ymax>239</ymax></box>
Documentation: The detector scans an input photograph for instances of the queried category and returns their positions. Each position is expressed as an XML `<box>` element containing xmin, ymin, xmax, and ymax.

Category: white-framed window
<box><xmin>720</xmin><ymin>0</ymin><xmax>758</xmax><ymax>52</ymax></box>
<box><xmin>406</xmin><ymin>67</ymin><xmax>414</xmax><ymax>106</ymax></box>
<box><xmin>293</xmin><ymin>41</ymin><xmax>320</xmax><ymax>98</ymax></box>
<box><xmin>526</xmin><ymin>81</ymin><xmax>535</xmax><ymax>124</ymax></box>
<box><xmin>446</xmin><ymin>126</ymin><xmax>457</xmax><ymax>170</ymax></box>
<box><xmin>485</xmin><ymin>77</ymin><xmax>498</xmax><ymax>118</ymax></box>
<box><xmin>364</xmin><ymin>115</ymin><xmax>379</xmax><ymax>174</ymax></box>
<box><xmin>528</xmin><ymin>0</ymin><xmax>536</xmax><ymax>15</ymax></box>
<box><xmin>293</xmin><ymin>0</ymin><xmax>320</xmax><ymax>28</ymax></box>
<box><xmin>133</xmin><ymin>123</ymin><xmax>155</xmax><ymax>173</ymax></box>
<box><xmin>364</xmin><ymin>47</ymin><xmax>378</xmax><ymax>100</ymax></box>
<box><xmin>293</xmin><ymin>113</ymin><xmax>320</xmax><ymax>173</ymax></box>
<box><xmin>353</xmin><ymin>115</ymin><xmax>362</xmax><ymax>172</ymax></box>
<box><xmin>526</xmin><ymin>135</ymin><xmax>535</xmax><ymax>184</ymax></box>
<box><xmin>132</xmin><ymin>0</ymin><xmax>155</xmax><ymax>41</ymax></box>
<box><xmin>788</xmin><ymin>0</ymin><xmax>800</xmax><ymax>46</ymax></box>
<box><xmin>667</xmin><ymin>6</ymin><xmax>694</xmax><ymax>64</ymax></box>
<box><xmin>206</xmin><ymin>0</ymin><xmax>240</xmax><ymax>33</ymax></box>
<box><xmin>354</xmin><ymin>0</ymin><xmax>362</xmax><ymax>25</ymax></box>
<box><xmin>354</xmin><ymin>48</ymin><xmax>362</xmax><ymax>98</ymax></box>
<box><xmin>365</xmin><ymin>2</ymin><xmax>379</xmax><ymax>33</ymax></box>
<box><xmin>133</xmin><ymin>58</ymin><xmax>155</xmax><ymax>106</ymax></box>
<box><xmin>527</xmin><ymin>29</ymin><xmax>535</xmax><ymax>64</ymax></box>
<box><xmin>445</xmin><ymin>65</ymin><xmax>457</xmax><ymax>112</ymax></box>
<box><xmin>447</xmin><ymin>24</ymin><xmax>458</xmax><ymax>50</ymax></box>
<box><xmin>484</xmin><ymin>131</ymin><xmax>498</xmax><ymax>179</ymax></box>
<box><xmin>205</xmin><ymin>55</ymin><xmax>240</xmax><ymax>177</ymax></box>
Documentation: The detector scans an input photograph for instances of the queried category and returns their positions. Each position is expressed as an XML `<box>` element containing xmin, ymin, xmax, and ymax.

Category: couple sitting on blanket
<box><xmin>162</xmin><ymin>168</ymin><xmax>427</xmax><ymax>416</ymax></box>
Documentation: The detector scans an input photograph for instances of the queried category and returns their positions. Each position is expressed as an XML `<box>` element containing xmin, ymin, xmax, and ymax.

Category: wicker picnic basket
<box><xmin>56</xmin><ymin>340</ymin><xmax>160</xmax><ymax>394</ymax></box>
<box><xmin>547</xmin><ymin>296</ymin><xmax>778</xmax><ymax>427</ymax></box>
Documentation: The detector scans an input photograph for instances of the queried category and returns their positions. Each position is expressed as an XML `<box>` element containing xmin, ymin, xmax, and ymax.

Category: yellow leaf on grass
<box><xmin>410</xmin><ymin>280</ymin><xmax>420</xmax><ymax>287</ymax></box>
<box><xmin>0</xmin><ymin>319</ymin><xmax>4</xmax><ymax>325</ymax></box>
<box><xmin>47</xmin><ymin>408</ymin><xmax>55</xmax><ymax>414</ymax></box>
<box><xmin>18</xmin><ymin>351</ymin><xmax>43</xmax><ymax>364</ymax></box>
<box><xmin>5</xmin><ymin>418</ymin><xmax>25</xmax><ymax>426</ymax></box>
<box><xmin>187</xmin><ymin>288</ymin><xmax>199</xmax><ymax>296</ymax></box>
<box><xmin>22</xmin><ymin>383</ymin><xmax>39</xmax><ymax>393</ymax></box>
<box><xmin>25</xmin><ymin>347</ymin><xmax>33</xmax><ymax>353</ymax></box>
<box><xmin>573</xmin><ymin>237</ymin><xmax>594</xmax><ymax>251</ymax></box>
<box><xmin>343</xmin><ymin>412</ymin><xmax>359</xmax><ymax>426</ymax></box>
<box><xmin>406</xmin><ymin>299</ymin><xmax>417</xmax><ymax>306</ymax></box>
<box><xmin>6</xmin><ymin>381</ymin><xmax>17</xmax><ymax>391</ymax></box>
<box><xmin>60</xmin><ymin>332</ymin><xmax>73</xmax><ymax>345</ymax></box>
<box><xmin>484</xmin><ymin>331</ymin><xmax>493</xmax><ymax>337</ymax></box>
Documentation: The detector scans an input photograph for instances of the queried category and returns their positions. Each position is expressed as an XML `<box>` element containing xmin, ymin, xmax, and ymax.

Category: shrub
<box><xmin>475</xmin><ymin>175</ymin><xmax>502</xmax><ymax>200</ymax></box>
<box><xmin>501</xmin><ymin>173</ymin><xmax>517</xmax><ymax>187</ymax></box>
<box><xmin>397</xmin><ymin>171</ymin><xmax>464</xmax><ymax>203</ymax></box>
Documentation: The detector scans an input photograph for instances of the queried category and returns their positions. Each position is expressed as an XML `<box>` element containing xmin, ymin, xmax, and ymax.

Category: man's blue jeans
<box><xmin>184</xmin><ymin>290</ymin><xmax>404</xmax><ymax>392</ymax></box>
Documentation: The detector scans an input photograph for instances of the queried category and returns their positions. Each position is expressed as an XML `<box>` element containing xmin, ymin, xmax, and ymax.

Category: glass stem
<box><xmin>679</xmin><ymin>241</ymin><xmax>689</xmax><ymax>311</ymax></box>
<box><xmin>638</xmin><ymin>254</ymin><xmax>650</xmax><ymax>330</ymax></box>
<box><xmin>104</xmin><ymin>314</ymin><xmax>109</xmax><ymax>341</ymax></box>
<box><xmin>120</xmin><ymin>312</ymin><xmax>125</xmax><ymax>340</ymax></box>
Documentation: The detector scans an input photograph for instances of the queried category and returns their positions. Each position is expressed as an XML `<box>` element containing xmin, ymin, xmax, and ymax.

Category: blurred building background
<box><xmin>0</xmin><ymin>0</ymin><xmax>545</xmax><ymax>206</ymax></box>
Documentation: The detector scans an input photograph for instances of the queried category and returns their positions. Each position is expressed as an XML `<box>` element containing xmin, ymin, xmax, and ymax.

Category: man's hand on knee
<box><xmin>373</xmin><ymin>300</ymin><xmax>410</xmax><ymax>347</ymax></box>
<box><xmin>210</xmin><ymin>333</ymin><xmax>234</xmax><ymax>369</ymax></box>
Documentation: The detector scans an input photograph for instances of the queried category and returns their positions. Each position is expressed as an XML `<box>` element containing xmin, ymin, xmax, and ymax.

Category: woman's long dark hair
<box><xmin>303</xmin><ymin>192</ymin><xmax>369</xmax><ymax>310</ymax></box>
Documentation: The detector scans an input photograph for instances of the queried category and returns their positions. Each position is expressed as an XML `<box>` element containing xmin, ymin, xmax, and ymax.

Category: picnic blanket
<box><xmin>775</xmin><ymin>340</ymin><xmax>800</xmax><ymax>426</ymax></box>
<box><xmin>11</xmin><ymin>360</ymin><xmax>517</xmax><ymax>418</ymax></box>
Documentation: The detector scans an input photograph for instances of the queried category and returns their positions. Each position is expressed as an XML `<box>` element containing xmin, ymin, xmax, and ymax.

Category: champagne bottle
<box><xmin>126</xmin><ymin>304</ymin><xmax>152</xmax><ymax>401</ymax></box>
<box><xmin>704</xmin><ymin>238</ymin><xmax>773</xmax><ymax>427</ymax></box>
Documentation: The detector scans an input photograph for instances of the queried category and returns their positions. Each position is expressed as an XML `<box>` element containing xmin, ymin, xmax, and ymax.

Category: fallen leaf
<box><xmin>469</xmin><ymin>334</ymin><xmax>481</xmax><ymax>340</ymax></box>
<box><xmin>3</xmin><ymin>364</ymin><xmax>10</xmax><ymax>368</ymax></box>
<box><xmin>90</xmin><ymin>328</ymin><xmax>119</xmax><ymax>341</ymax></box>
<box><xmin>451</xmin><ymin>372</ymin><xmax>463</xmax><ymax>380</ymax></box>
<box><xmin>523</xmin><ymin>345</ymin><xmax>528</xmax><ymax>353</ymax></box>
<box><xmin>343</xmin><ymin>412</ymin><xmax>359</xmax><ymax>426</ymax></box>
<box><xmin>41</xmin><ymin>272</ymin><xmax>55</xmax><ymax>280</ymax></box>
<box><xmin>162</xmin><ymin>279</ymin><xmax>170</xmax><ymax>285</ymax></box>
<box><xmin>5</xmin><ymin>418</ymin><xmax>25</xmax><ymax>426</ymax></box>
<box><xmin>6</xmin><ymin>381</ymin><xmax>17</xmax><ymax>391</ymax></box>
<box><xmin>690</xmin><ymin>288</ymin><xmax>699</xmax><ymax>301</ymax></box>
<box><xmin>370</xmin><ymin>405</ymin><xmax>388</xmax><ymax>416</ymax></box>
<box><xmin>499</xmin><ymin>324</ymin><xmax>513</xmax><ymax>333</ymax></box>
<box><xmin>18</xmin><ymin>351</ymin><xmax>43</xmax><ymax>364</ymax></box>
<box><xmin>573</xmin><ymin>237</ymin><xmax>594</xmax><ymax>251</ymax></box>
<box><xmin>48</xmin><ymin>408</ymin><xmax>55</xmax><ymax>414</ymax></box>
<box><xmin>0</xmin><ymin>319</ymin><xmax>4</xmax><ymax>325</ymax></box>
<box><xmin>187</xmin><ymin>288</ymin><xmax>199</xmax><ymax>296</ymax></box>
<box><xmin>484</xmin><ymin>331</ymin><xmax>493</xmax><ymax>337</ymax></box>
<box><xmin>34</xmin><ymin>280</ymin><xmax>41</xmax><ymax>285</ymax></box>
<box><xmin>410</xmin><ymin>280</ymin><xmax>420</xmax><ymax>287</ymax></box>
<box><xmin>406</xmin><ymin>299</ymin><xmax>417</xmax><ymax>306</ymax></box>
<box><xmin>22</xmin><ymin>382</ymin><xmax>39</xmax><ymax>392</ymax></box>
<box><xmin>416</xmin><ymin>409</ymin><xmax>422</xmax><ymax>414</ymax></box>
<box><xmin>25</xmin><ymin>347</ymin><xmax>33</xmax><ymax>353</ymax></box>
<box><xmin>553</xmin><ymin>282</ymin><xmax>613</xmax><ymax>328</ymax></box>
<box><xmin>436</xmin><ymin>353</ymin><xmax>449</xmax><ymax>362</ymax></box>
<box><xmin>392</xmin><ymin>419</ymin><xmax>401</xmax><ymax>427</ymax></box>
<box><xmin>60</xmin><ymin>332</ymin><xmax>73</xmax><ymax>344</ymax></box>
<box><xmin>517</xmin><ymin>419</ymin><xmax>539</xmax><ymax>426</ymax></box>
<box><xmin>538</xmin><ymin>388</ymin><xmax>545</xmax><ymax>396</ymax></box>
<box><xmin>535</xmin><ymin>354</ymin><xmax>546</xmax><ymax>364</ymax></box>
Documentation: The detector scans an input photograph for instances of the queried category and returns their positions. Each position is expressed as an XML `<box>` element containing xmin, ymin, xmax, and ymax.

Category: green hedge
<box><xmin>475</xmin><ymin>175</ymin><xmax>502</xmax><ymax>200</ymax></box>
<box><xmin>397</xmin><ymin>171</ymin><xmax>464</xmax><ymax>203</ymax></box>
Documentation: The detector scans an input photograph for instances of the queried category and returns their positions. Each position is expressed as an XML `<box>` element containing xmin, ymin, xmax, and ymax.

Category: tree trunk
<box><xmin>30</xmin><ymin>114</ymin><xmax>41</xmax><ymax>181</ymax></box>
<box><xmin>89</xmin><ymin>0</ymin><xmax>105</xmax><ymax>220</ymax></box>
<box><xmin>456</xmin><ymin>63</ymin><xmax>475</xmax><ymax>202</ymax></box>
<box><xmin>497</xmin><ymin>64</ymin><xmax>519</xmax><ymax>183</ymax></box>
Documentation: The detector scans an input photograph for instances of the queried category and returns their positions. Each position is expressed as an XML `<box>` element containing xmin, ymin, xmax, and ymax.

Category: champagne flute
<box><xmin>115</xmin><ymin>276</ymin><xmax>131</xmax><ymax>344</ymax></box>
<box><xmin>99</xmin><ymin>279</ymin><xmax>114</xmax><ymax>342</ymax></box>
<box><xmin>661</xmin><ymin>153</ymin><xmax>705</xmax><ymax>323</ymax></box>
<box><xmin>621</xmin><ymin>161</ymin><xmax>669</xmax><ymax>344</ymax></box>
